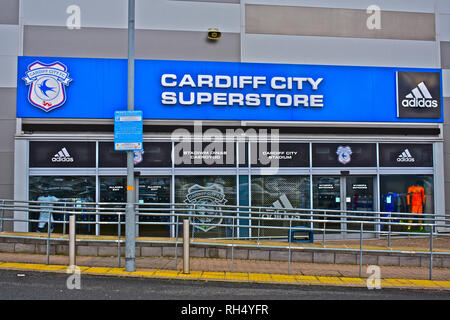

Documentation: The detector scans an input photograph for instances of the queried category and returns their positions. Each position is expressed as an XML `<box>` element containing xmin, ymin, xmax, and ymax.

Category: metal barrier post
<box><xmin>323</xmin><ymin>212</ymin><xmax>326</xmax><ymax>248</ymax></box>
<box><xmin>429</xmin><ymin>227</ymin><xmax>433</xmax><ymax>280</ymax></box>
<box><xmin>1</xmin><ymin>200</ymin><xmax>4</xmax><ymax>232</ymax></box>
<box><xmin>63</xmin><ymin>202</ymin><xmax>67</xmax><ymax>235</ymax></box>
<box><xmin>175</xmin><ymin>215</ymin><xmax>179</xmax><ymax>269</ymax></box>
<box><xmin>69</xmin><ymin>215</ymin><xmax>76</xmax><ymax>267</ymax></box>
<box><xmin>288</xmin><ymin>219</ymin><xmax>292</xmax><ymax>275</ymax></box>
<box><xmin>118</xmin><ymin>212</ymin><xmax>122</xmax><ymax>268</ymax></box>
<box><xmin>388</xmin><ymin>215</ymin><xmax>391</xmax><ymax>248</ymax></box>
<box><xmin>183</xmin><ymin>219</ymin><xmax>190</xmax><ymax>274</ymax></box>
<box><xmin>46</xmin><ymin>210</ymin><xmax>51</xmax><ymax>265</ymax></box>
<box><xmin>359</xmin><ymin>222</ymin><xmax>363</xmax><ymax>278</ymax></box>
<box><xmin>231</xmin><ymin>217</ymin><xmax>235</xmax><ymax>273</ymax></box>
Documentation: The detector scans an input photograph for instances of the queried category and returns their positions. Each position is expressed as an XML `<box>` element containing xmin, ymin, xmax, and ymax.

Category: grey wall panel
<box><xmin>247</xmin><ymin>0</ymin><xmax>436</xmax><ymax>13</ymax></box>
<box><xmin>0</xmin><ymin>185</ymin><xmax>14</xmax><ymax>200</ymax></box>
<box><xmin>441</xmin><ymin>42</ymin><xmax>450</xmax><ymax>69</ymax></box>
<box><xmin>446</xmin><ymin>181</ymin><xmax>450</xmax><ymax>215</ymax></box>
<box><xmin>0</xmin><ymin>0</ymin><xmax>19</xmax><ymax>25</ymax></box>
<box><xmin>0</xmin><ymin>121</ymin><xmax>15</xmax><ymax>152</ymax></box>
<box><xmin>24</xmin><ymin>26</ymin><xmax>240</xmax><ymax>61</ymax></box>
<box><xmin>246</xmin><ymin>5</ymin><xmax>436</xmax><ymax>41</ymax></box>
<box><xmin>0</xmin><ymin>152</ymin><xmax>14</xmax><ymax>184</ymax></box>
<box><xmin>0</xmin><ymin>88</ymin><xmax>17</xmax><ymax>120</ymax></box>
<box><xmin>136</xmin><ymin>30</ymin><xmax>240</xmax><ymax>61</ymax></box>
<box><xmin>244</xmin><ymin>34</ymin><xmax>439</xmax><ymax>68</ymax></box>
<box><xmin>0</xmin><ymin>56</ymin><xmax>18</xmax><ymax>88</ymax></box>
<box><xmin>444</xmin><ymin>98</ymin><xmax>450</xmax><ymax>124</ymax></box>
<box><xmin>23</xmin><ymin>0</ymin><xmax>240</xmax><ymax>33</ymax></box>
<box><xmin>172</xmin><ymin>0</ymin><xmax>240</xmax><ymax>3</ymax></box>
<box><xmin>24</xmin><ymin>26</ymin><xmax>128</xmax><ymax>58</ymax></box>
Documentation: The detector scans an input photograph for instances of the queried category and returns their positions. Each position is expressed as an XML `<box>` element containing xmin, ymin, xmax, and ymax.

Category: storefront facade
<box><xmin>11</xmin><ymin>55</ymin><xmax>445</xmax><ymax>238</ymax></box>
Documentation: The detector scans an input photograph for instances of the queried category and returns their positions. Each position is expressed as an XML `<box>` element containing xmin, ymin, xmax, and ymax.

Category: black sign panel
<box><xmin>250</xmin><ymin>143</ymin><xmax>310</xmax><ymax>167</ymax></box>
<box><xmin>174</xmin><ymin>141</ymin><xmax>236</xmax><ymax>167</ymax></box>
<box><xmin>397</xmin><ymin>71</ymin><xmax>442</xmax><ymax>119</ymax></box>
<box><xmin>312</xmin><ymin>143</ymin><xmax>376</xmax><ymax>167</ymax></box>
<box><xmin>99</xmin><ymin>142</ymin><xmax>172</xmax><ymax>167</ymax></box>
<box><xmin>29</xmin><ymin>141</ymin><xmax>96</xmax><ymax>168</ymax></box>
<box><xmin>379</xmin><ymin>144</ymin><xmax>433</xmax><ymax>167</ymax></box>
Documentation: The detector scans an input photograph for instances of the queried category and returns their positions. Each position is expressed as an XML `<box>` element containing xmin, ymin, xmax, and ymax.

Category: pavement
<box><xmin>0</xmin><ymin>252</ymin><xmax>449</xmax><ymax>291</ymax></box>
<box><xmin>1</xmin><ymin>233</ymin><xmax>449</xmax><ymax>291</ymax></box>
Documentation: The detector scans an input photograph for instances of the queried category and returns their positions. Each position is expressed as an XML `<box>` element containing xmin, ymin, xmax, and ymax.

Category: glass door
<box><xmin>313</xmin><ymin>176</ymin><xmax>342</xmax><ymax>233</ymax></box>
<box><xmin>137</xmin><ymin>176</ymin><xmax>171</xmax><ymax>237</ymax></box>
<box><xmin>344</xmin><ymin>176</ymin><xmax>375</xmax><ymax>233</ymax></box>
<box><xmin>313</xmin><ymin>176</ymin><xmax>375</xmax><ymax>237</ymax></box>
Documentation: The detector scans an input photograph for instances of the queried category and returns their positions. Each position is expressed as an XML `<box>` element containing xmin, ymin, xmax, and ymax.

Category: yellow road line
<box><xmin>248</xmin><ymin>273</ymin><xmax>273</xmax><ymax>282</ymax></box>
<box><xmin>201</xmin><ymin>272</ymin><xmax>226</xmax><ymax>280</ymax></box>
<box><xmin>317</xmin><ymin>276</ymin><xmax>345</xmax><ymax>285</ymax></box>
<box><xmin>83</xmin><ymin>267</ymin><xmax>113</xmax><ymax>274</ymax></box>
<box><xmin>295</xmin><ymin>275</ymin><xmax>321</xmax><ymax>285</ymax></box>
<box><xmin>225</xmin><ymin>272</ymin><xmax>249</xmax><ymax>281</ymax></box>
<box><xmin>178</xmin><ymin>271</ymin><xmax>203</xmax><ymax>279</ymax></box>
<box><xmin>153</xmin><ymin>270</ymin><xmax>180</xmax><ymax>277</ymax></box>
<box><xmin>271</xmin><ymin>274</ymin><xmax>297</xmax><ymax>283</ymax></box>
<box><xmin>0</xmin><ymin>261</ymin><xmax>448</xmax><ymax>290</ymax></box>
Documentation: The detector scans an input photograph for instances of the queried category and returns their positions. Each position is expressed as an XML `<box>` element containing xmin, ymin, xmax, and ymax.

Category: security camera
<box><xmin>207</xmin><ymin>28</ymin><xmax>221</xmax><ymax>40</ymax></box>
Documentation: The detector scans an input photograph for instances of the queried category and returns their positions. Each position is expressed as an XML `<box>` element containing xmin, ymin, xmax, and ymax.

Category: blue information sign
<box><xmin>114</xmin><ymin>110</ymin><xmax>143</xmax><ymax>151</ymax></box>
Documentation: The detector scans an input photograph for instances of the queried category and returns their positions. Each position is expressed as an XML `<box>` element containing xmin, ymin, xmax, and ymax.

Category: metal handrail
<box><xmin>0</xmin><ymin>199</ymin><xmax>448</xmax><ymax>280</ymax></box>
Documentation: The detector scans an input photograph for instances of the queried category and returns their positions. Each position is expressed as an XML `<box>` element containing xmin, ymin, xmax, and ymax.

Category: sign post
<box><xmin>114</xmin><ymin>109</ymin><xmax>142</xmax><ymax>273</ymax></box>
<box><xmin>124</xmin><ymin>0</ymin><xmax>136</xmax><ymax>272</ymax></box>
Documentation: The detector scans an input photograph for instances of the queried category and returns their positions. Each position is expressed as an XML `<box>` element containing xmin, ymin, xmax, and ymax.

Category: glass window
<box><xmin>379</xmin><ymin>144</ymin><xmax>433</xmax><ymax>167</ymax></box>
<box><xmin>99</xmin><ymin>176</ymin><xmax>126</xmax><ymax>235</ymax></box>
<box><xmin>175</xmin><ymin>176</ymin><xmax>236</xmax><ymax>238</ymax></box>
<box><xmin>380</xmin><ymin>175</ymin><xmax>434</xmax><ymax>231</ymax></box>
<box><xmin>29</xmin><ymin>176</ymin><xmax>95</xmax><ymax>234</ymax></box>
<box><xmin>312</xmin><ymin>143</ymin><xmax>376</xmax><ymax>167</ymax></box>
<box><xmin>251</xmin><ymin>175</ymin><xmax>310</xmax><ymax>238</ymax></box>
<box><xmin>138</xmin><ymin>177</ymin><xmax>171</xmax><ymax>237</ymax></box>
<box><xmin>29</xmin><ymin>141</ymin><xmax>96</xmax><ymax>168</ymax></box>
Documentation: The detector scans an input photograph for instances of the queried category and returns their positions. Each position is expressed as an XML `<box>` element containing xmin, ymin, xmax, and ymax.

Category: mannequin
<box><xmin>37</xmin><ymin>194</ymin><xmax>59</xmax><ymax>232</ymax></box>
<box><xmin>406</xmin><ymin>181</ymin><xmax>425</xmax><ymax>231</ymax></box>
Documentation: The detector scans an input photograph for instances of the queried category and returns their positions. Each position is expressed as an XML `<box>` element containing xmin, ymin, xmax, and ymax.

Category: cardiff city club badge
<box><xmin>23</xmin><ymin>61</ymin><xmax>72</xmax><ymax>112</ymax></box>
<box><xmin>184</xmin><ymin>184</ymin><xmax>227</xmax><ymax>232</ymax></box>
<box><xmin>336</xmin><ymin>145</ymin><xmax>352</xmax><ymax>165</ymax></box>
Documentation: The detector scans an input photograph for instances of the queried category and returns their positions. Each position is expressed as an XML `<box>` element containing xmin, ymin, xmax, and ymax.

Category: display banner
<box><xmin>250</xmin><ymin>143</ymin><xmax>309</xmax><ymax>167</ymax></box>
<box><xmin>379</xmin><ymin>143</ymin><xmax>433</xmax><ymax>167</ymax></box>
<box><xmin>312</xmin><ymin>143</ymin><xmax>377</xmax><ymax>167</ymax></box>
<box><xmin>29</xmin><ymin>141</ymin><xmax>96</xmax><ymax>167</ymax></box>
<box><xmin>99</xmin><ymin>142</ymin><xmax>172</xmax><ymax>167</ymax></box>
<box><xmin>17</xmin><ymin>56</ymin><xmax>443</xmax><ymax>123</ymax></box>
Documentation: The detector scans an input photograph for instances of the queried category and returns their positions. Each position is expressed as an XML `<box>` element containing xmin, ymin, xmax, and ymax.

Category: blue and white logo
<box><xmin>23</xmin><ymin>61</ymin><xmax>72</xmax><ymax>112</ymax></box>
<box><xmin>336</xmin><ymin>146</ymin><xmax>352</xmax><ymax>165</ymax></box>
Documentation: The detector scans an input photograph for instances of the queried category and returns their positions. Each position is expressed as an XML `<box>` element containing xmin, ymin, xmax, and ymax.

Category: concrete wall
<box><xmin>1</xmin><ymin>236</ymin><xmax>449</xmax><ymax>268</ymax></box>
<box><xmin>0</xmin><ymin>1</ymin><xmax>20</xmax><ymax>231</ymax></box>
<box><xmin>1</xmin><ymin>0</ymin><xmax>449</xmax><ymax>229</ymax></box>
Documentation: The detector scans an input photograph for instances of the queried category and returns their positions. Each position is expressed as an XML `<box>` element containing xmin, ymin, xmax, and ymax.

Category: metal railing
<box><xmin>0</xmin><ymin>199</ymin><xmax>449</xmax><ymax>279</ymax></box>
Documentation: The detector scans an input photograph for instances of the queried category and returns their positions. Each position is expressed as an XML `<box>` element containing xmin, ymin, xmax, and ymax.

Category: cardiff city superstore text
<box><xmin>161</xmin><ymin>74</ymin><xmax>324</xmax><ymax>108</ymax></box>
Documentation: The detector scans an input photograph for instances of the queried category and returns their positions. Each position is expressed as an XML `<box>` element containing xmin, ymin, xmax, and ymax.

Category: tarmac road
<box><xmin>0</xmin><ymin>269</ymin><xmax>449</xmax><ymax>301</ymax></box>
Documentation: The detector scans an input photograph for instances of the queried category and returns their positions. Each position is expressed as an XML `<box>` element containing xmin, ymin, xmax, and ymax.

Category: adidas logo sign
<box><xmin>401</xmin><ymin>82</ymin><xmax>438</xmax><ymax>108</ymax></box>
<box><xmin>51</xmin><ymin>147</ymin><xmax>74</xmax><ymax>162</ymax></box>
<box><xmin>396</xmin><ymin>149</ymin><xmax>415</xmax><ymax>163</ymax></box>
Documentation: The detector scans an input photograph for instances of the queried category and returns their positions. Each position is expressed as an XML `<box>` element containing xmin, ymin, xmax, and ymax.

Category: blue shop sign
<box><xmin>16</xmin><ymin>56</ymin><xmax>444</xmax><ymax>123</ymax></box>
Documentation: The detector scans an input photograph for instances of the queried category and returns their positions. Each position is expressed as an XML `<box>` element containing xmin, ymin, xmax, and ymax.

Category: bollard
<box><xmin>69</xmin><ymin>215</ymin><xmax>76</xmax><ymax>268</ymax></box>
<box><xmin>183</xmin><ymin>219</ymin><xmax>190</xmax><ymax>274</ymax></box>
